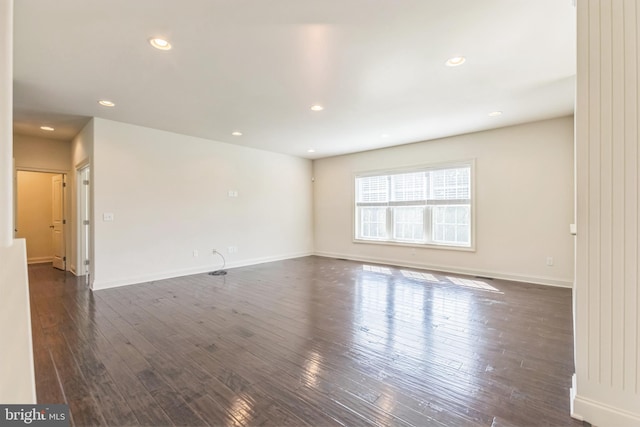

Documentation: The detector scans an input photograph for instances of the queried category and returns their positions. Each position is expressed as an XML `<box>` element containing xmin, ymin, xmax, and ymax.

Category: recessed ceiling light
<box><xmin>445</xmin><ymin>56</ymin><xmax>466</xmax><ymax>67</ymax></box>
<box><xmin>310</xmin><ymin>105</ymin><xmax>324</xmax><ymax>112</ymax></box>
<box><xmin>307</xmin><ymin>149</ymin><xmax>316</xmax><ymax>153</ymax></box>
<box><xmin>231</xmin><ymin>131</ymin><xmax>243</xmax><ymax>136</ymax></box>
<box><xmin>40</xmin><ymin>126</ymin><xmax>54</xmax><ymax>131</ymax></box>
<box><xmin>488</xmin><ymin>111</ymin><xmax>503</xmax><ymax>117</ymax></box>
<box><xmin>380</xmin><ymin>134</ymin><xmax>390</xmax><ymax>138</ymax></box>
<box><xmin>149</xmin><ymin>38</ymin><xmax>172</xmax><ymax>50</ymax></box>
<box><xmin>98</xmin><ymin>100</ymin><xmax>115</xmax><ymax>107</ymax></box>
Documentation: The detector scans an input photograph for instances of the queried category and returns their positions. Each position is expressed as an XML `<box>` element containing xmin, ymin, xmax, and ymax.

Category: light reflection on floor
<box><xmin>229</xmin><ymin>395</ymin><xmax>253</xmax><ymax>425</ymax></box>
<box><xmin>362</xmin><ymin>265</ymin><xmax>393</xmax><ymax>275</ymax></box>
<box><xmin>353</xmin><ymin>264</ymin><xmax>482</xmax><ymax>383</ymax></box>
<box><xmin>362</xmin><ymin>263</ymin><xmax>504</xmax><ymax>294</ymax></box>
<box><xmin>446</xmin><ymin>276</ymin><xmax>502</xmax><ymax>293</ymax></box>
<box><xmin>302</xmin><ymin>350</ymin><xmax>323</xmax><ymax>388</ymax></box>
<box><xmin>400</xmin><ymin>270</ymin><xmax>440</xmax><ymax>282</ymax></box>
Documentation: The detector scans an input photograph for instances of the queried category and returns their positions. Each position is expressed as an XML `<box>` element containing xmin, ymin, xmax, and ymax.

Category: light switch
<box><xmin>569</xmin><ymin>223</ymin><xmax>577</xmax><ymax>235</ymax></box>
<box><xmin>103</xmin><ymin>213</ymin><xmax>114</xmax><ymax>221</ymax></box>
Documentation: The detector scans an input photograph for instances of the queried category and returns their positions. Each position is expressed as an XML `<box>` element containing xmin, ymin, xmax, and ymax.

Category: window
<box><xmin>355</xmin><ymin>163</ymin><xmax>473</xmax><ymax>248</ymax></box>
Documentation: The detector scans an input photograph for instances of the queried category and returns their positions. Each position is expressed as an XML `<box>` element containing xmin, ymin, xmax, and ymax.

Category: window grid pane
<box><xmin>357</xmin><ymin>176</ymin><xmax>389</xmax><ymax>203</ymax></box>
<box><xmin>430</xmin><ymin>167</ymin><xmax>470</xmax><ymax>200</ymax></box>
<box><xmin>432</xmin><ymin>205</ymin><xmax>470</xmax><ymax>245</ymax></box>
<box><xmin>391</xmin><ymin>172</ymin><xmax>426</xmax><ymax>202</ymax></box>
<box><xmin>360</xmin><ymin>208</ymin><xmax>387</xmax><ymax>239</ymax></box>
<box><xmin>393</xmin><ymin>207</ymin><xmax>424</xmax><ymax>241</ymax></box>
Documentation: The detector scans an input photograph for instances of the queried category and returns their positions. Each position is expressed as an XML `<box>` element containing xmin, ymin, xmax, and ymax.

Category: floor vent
<box><xmin>209</xmin><ymin>270</ymin><xmax>227</xmax><ymax>276</ymax></box>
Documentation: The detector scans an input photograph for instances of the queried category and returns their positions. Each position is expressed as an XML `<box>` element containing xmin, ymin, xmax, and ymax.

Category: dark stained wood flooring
<box><xmin>28</xmin><ymin>256</ymin><xmax>584</xmax><ymax>426</ymax></box>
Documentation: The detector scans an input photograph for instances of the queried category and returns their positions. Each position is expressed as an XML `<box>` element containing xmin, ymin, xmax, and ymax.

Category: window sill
<box><xmin>353</xmin><ymin>238</ymin><xmax>476</xmax><ymax>252</ymax></box>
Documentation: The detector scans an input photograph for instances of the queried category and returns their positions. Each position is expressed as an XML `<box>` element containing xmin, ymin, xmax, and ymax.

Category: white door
<box><xmin>51</xmin><ymin>174</ymin><xmax>65</xmax><ymax>270</ymax></box>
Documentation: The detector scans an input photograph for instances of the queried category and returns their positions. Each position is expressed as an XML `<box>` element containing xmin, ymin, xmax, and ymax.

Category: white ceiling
<box><xmin>13</xmin><ymin>0</ymin><xmax>576</xmax><ymax>159</ymax></box>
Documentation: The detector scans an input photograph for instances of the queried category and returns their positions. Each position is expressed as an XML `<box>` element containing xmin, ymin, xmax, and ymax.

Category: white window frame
<box><xmin>353</xmin><ymin>160</ymin><xmax>475</xmax><ymax>251</ymax></box>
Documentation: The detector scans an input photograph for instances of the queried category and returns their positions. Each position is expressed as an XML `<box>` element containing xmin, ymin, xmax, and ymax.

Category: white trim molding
<box><xmin>572</xmin><ymin>392</ymin><xmax>640</xmax><ymax>427</ymax></box>
<box><xmin>314</xmin><ymin>251</ymin><xmax>573</xmax><ymax>288</ymax></box>
<box><xmin>27</xmin><ymin>256</ymin><xmax>53</xmax><ymax>264</ymax></box>
<box><xmin>91</xmin><ymin>251</ymin><xmax>314</xmax><ymax>291</ymax></box>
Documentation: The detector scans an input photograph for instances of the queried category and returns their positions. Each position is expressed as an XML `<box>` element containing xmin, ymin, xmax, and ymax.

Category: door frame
<box><xmin>51</xmin><ymin>173</ymin><xmax>66</xmax><ymax>270</ymax></box>
<box><xmin>14</xmin><ymin>167</ymin><xmax>69</xmax><ymax>270</ymax></box>
<box><xmin>77</xmin><ymin>163</ymin><xmax>92</xmax><ymax>283</ymax></box>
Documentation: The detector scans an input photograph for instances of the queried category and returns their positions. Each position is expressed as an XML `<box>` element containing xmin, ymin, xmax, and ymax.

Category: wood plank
<box><xmin>27</xmin><ymin>258</ymin><xmax>585</xmax><ymax>426</ymax></box>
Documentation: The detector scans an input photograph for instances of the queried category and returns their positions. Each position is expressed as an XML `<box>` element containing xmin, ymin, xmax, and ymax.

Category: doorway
<box><xmin>15</xmin><ymin>170</ymin><xmax>67</xmax><ymax>269</ymax></box>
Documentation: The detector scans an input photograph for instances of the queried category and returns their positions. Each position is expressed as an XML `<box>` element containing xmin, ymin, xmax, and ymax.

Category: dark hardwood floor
<box><xmin>28</xmin><ymin>256</ymin><xmax>583</xmax><ymax>426</ymax></box>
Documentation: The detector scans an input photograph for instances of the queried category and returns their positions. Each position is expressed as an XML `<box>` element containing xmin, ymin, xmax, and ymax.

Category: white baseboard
<box><xmin>27</xmin><ymin>256</ymin><xmax>53</xmax><ymax>265</ymax></box>
<box><xmin>572</xmin><ymin>390</ymin><xmax>640</xmax><ymax>427</ymax></box>
<box><xmin>569</xmin><ymin>374</ymin><xmax>584</xmax><ymax>421</ymax></box>
<box><xmin>87</xmin><ymin>250</ymin><xmax>572</xmax><ymax>290</ymax></box>
<box><xmin>91</xmin><ymin>251</ymin><xmax>313</xmax><ymax>291</ymax></box>
<box><xmin>313</xmin><ymin>251</ymin><xmax>573</xmax><ymax>288</ymax></box>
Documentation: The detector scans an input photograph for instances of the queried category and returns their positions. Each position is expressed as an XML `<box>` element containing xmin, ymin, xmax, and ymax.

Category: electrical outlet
<box><xmin>212</xmin><ymin>249</ymin><xmax>217</xmax><ymax>255</ymax></box>
<box><xmin>193</xmin><ymin>250</ymin><xmax>199</xmax><ymax>257</ymax></box>
<box><xmin>228</xmin><ymin>246</ymin><xmax>238</xmax><ymax>254</ymax></box>
<box><xmin>546</xmin><ymin>256</ymin><xmax>554</xmax><ymax>266</ymax></box>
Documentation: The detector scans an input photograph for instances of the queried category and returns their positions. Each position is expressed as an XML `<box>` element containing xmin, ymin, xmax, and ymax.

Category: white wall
<box><xmin>14</xmin><ymin>134</ymin><xmax>71</xmax><ymax>172</ymax></box>
<box><xmin>572</xmin><ymin>1</ymin><xmax>640</xmax><ymax>426</ymax></box>
<box><xmin>0</xmin><ymin>0</ymin><xmax>13</xmax><ymax>247</ymax></box>
<box><xmin>91</xmin><ymin>118</ymin><xmax>314</xmax><ymax>289</ymax></box>
<box><xmin>314</xmin><ymin>116</ymin><xmax>574</xmax><ymax>287</ymax></box>
<box><xmin>0</xmin><ymin>0</ymin><xmax>36</xmax><ymax>404</ymax></box>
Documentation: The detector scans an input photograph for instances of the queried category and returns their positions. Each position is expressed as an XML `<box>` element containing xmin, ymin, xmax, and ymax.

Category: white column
<box><xmin>573</xmin><ymin>0</ymin><xmax>640</xmax><ymax>425</ymax></box>
<box><xmin>0</xmin><ymin>0</ymin><xmax>13</xmax><ymax>248</ymax></box>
